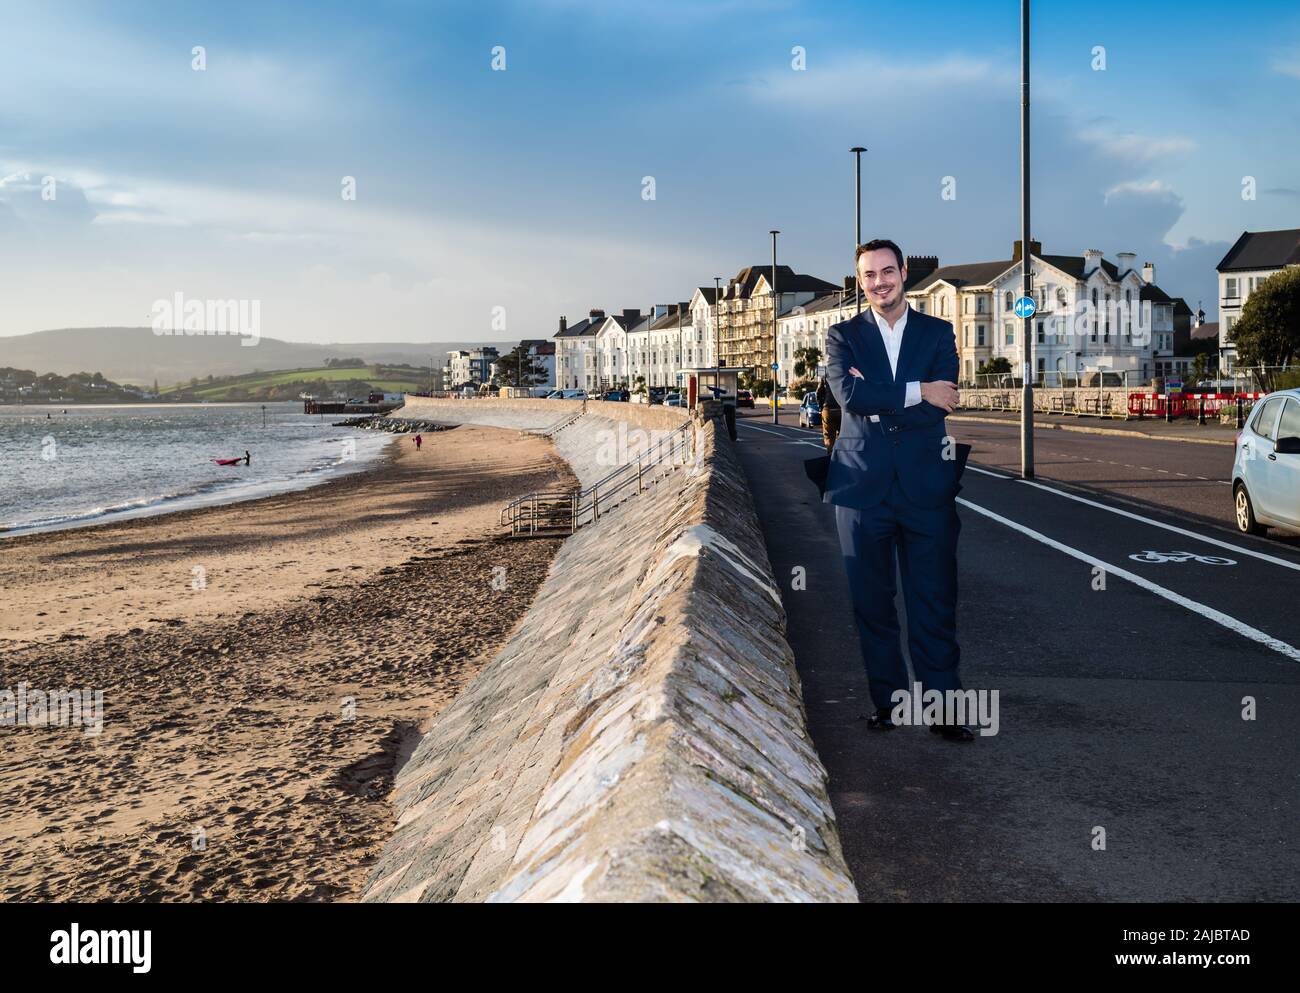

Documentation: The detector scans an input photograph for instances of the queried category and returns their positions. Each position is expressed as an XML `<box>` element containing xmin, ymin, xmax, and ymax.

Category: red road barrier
<box><xmin>1126</xmin><ymin>392</ymin><xmax>1263</xmax><ymax>418</ymax></box>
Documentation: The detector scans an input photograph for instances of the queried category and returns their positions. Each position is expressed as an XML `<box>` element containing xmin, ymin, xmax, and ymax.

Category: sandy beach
<box><xmin>0</xmin><ymin>423</ymin><xmax>574</xmax><ymax>901</ymax></box>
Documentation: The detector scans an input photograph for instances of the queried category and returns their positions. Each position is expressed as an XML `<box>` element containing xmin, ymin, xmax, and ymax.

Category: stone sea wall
<box><xmin>359</xmin><ymin>397</ymin><xmax>857</xmax><ymax>902</ymax></box>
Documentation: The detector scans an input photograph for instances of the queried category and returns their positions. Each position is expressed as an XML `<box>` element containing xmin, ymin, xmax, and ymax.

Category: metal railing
<box><xmin>501</xmin><ymin>417</ymin><xmax>697</xmax><ymax>537</ymax></box>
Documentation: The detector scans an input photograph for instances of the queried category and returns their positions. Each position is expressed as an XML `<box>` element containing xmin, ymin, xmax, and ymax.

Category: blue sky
<box><xmin>1</xmin><ymin>0</ymin><xmax>1298</xmax><ymax>345</ymax></box>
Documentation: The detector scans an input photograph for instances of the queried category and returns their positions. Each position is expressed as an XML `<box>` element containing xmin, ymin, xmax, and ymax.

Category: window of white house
<box><xmin>1225</xmin><ymin>277</ymin><xmax>1238</xmax><ymax>298</ymax></box>
<box><xmin>1036</xmin><ymin>320</ymin><xmax>1045</xmax><ymax>344</ymax></box>
<box><xmin>917</xmin><ymin>301</ymin><xmax>926</xmax><ymax>313</ymax></box>
<box><xmin>1005</xmin><ymin>291</ymin><xmax>1014</xmax><ymax>310</ymax></box>
<box><xmin>977</xmin><ymin>324</ymin><xmax>986</xmax><ymax>346</ymax></box>
<box><xmin>1005</xmin><ymin>322</ymin><xmax>1015</xmax><ymax>345</ymax></box>
<box><xmin>977</xmin><ymin>297</ymin><xmax>987</xmax><ymax>313</ymax></box>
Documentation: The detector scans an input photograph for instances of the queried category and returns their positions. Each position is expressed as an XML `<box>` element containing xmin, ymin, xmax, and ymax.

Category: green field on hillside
<box><xmin>163</xmin><ymin>365</ymin><xmax>428</xmax><ymax>400</ymax></box>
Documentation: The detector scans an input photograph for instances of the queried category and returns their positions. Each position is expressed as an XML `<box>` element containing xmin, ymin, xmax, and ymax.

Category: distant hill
<box><xmin>161</xmin><ymin>364</ymin><xmax>432</xmax><ymax>401</ymax></box>
<box><xmin>0</xmin><ymin>328</ymin><xmax>519</xmax><ymax>386</ymax></box>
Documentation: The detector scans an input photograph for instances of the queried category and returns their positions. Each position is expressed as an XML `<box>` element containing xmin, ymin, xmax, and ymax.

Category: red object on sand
<box><xmin>212</xmin><ymin>457</ymin><xmax>243</xmax><ymax>466</ymax></box>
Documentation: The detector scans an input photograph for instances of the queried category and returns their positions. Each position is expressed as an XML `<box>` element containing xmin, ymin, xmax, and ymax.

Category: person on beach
<box><xmin>414</xmin><ymin>434</ymin><xmax>423</xmax><ymax>451</ymax></box>
<box><xmin>244</xmin><ymin>450</ymin><xmax>251</xmax><ymax>466</ymax></box>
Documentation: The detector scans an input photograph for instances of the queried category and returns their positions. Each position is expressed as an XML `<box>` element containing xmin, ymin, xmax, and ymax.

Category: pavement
<box><xmin>733</xmin><ymin>407</ymin><xmax>1300</xmax><ymax>901</ymax></box>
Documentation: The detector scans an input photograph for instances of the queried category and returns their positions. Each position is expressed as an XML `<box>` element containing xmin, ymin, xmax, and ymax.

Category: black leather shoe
<box><xmin>865</xmin><ymin>708</ymin><xmax>898</xmax><ymax>730</ymax></box>
<box><xmin>929</xmin><ymin>722</ymin><xmax>975</xmax><ymax>742</ymax></box>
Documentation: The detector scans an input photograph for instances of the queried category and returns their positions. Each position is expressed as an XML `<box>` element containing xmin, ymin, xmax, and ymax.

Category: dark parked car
<box><xmin>736</xmin><ymin>389</ymin><xmax>755</xmax><ymax>409</ymax></box>
<box><xmin>602</xmin><ymin>389</ymin><xmax>630</xmax><ymax>402</ymax></box>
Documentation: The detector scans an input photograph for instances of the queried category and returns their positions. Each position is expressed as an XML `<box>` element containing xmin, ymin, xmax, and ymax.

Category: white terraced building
<box><xmin>906</xmin><ymin>240</ymin><xmax>1171</xmax><ymax>387</ymax></box>
<box><xmin>552</xmin><ymin>310</ymin><xmax>603</xmax><ymax>390</ymax></box>
<box><xmin>1215</xmin><ymin>228</ymin><xmax>1300</xmax><ymax>374</ymax></box>
<box><xmin>553</xmin><ymin>290</ymin><xmax>720</xmax><ymax>393</ymax></box>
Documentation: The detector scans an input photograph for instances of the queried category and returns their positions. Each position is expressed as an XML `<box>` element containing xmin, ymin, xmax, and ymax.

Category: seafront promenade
<box><xmin>361</xmin><ymin>396</ymin><xmax>857</xmax><ymax>902</ymax></box>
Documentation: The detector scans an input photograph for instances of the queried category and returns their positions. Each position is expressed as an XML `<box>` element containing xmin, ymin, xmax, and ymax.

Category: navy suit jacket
<box><xmin>823</xmin><ymin>305</ymin><xmax>961</xmax><ymax>510</ymax></box>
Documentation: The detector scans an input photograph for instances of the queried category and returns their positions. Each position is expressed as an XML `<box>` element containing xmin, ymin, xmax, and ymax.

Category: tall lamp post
<box><xmin>713</xmin><ymin>276</ymin><xmax>722</xmax><ymax>399</ymax></box>
<box><xmin>771</xmin><ymin>229</ymin><xmax>781</xmax><ymax>424</ymax></box>
<box><xmin>850</xmin><ymin>147</ymin><xmax>866</xmax><ymax>314</ymax></box>
<box><xmin>1019</xmin><ymin>0</ymin><xmax>1035</xmax><ymax>479</ymax></box>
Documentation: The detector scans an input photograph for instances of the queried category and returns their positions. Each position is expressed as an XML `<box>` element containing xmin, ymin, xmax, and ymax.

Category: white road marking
<box><xmin>967</xmin><ymin>465</ymin><xmax>1300</xmax><ymax>571</ymax></box>
<box><xmin>1009</xmin><ymin>477</ymin><xmax>1300</xmax><ymax>573</ymax></box>
<box><xmin>738</xmin><ymin>423</ymin><xmax>791</xmax><ymax>438</ymax></box>
<box><xmin>957</xmin><ymin>497</ymin><xmax>1300</xmax><ymax>664</ymax></box>
<box><xmin>738</xmin><ymin>421</ymin><xmax>830</xmax><ymax>449</ymax></box>
<box><xmin>967</xmin><ymin>465</ymin><xmax>1011</xmax><ymax>479</ymax></box>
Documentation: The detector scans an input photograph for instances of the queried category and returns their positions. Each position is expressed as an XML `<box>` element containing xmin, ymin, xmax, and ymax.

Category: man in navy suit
<box><xmin>825</xmin><ymin>239</ymin><xmax>972</xmax><ymax>742</ymax></box>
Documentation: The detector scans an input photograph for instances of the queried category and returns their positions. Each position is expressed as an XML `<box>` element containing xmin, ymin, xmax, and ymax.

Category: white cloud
<box><xmin>757</xmin><ymin>53</ymin><xmax>1015</xmax><ymax>105</ymax></box>
<box><xmin>1077</xmin><ymin>127</ymin><xmax>1195</xmax><ymax>165</ymax></box>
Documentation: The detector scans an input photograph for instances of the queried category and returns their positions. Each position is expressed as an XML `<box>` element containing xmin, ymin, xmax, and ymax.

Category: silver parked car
<box><xmin>1233</xmin><ymin>388</ymin><xmax>1300</xmax><ymax>535</ymax></box>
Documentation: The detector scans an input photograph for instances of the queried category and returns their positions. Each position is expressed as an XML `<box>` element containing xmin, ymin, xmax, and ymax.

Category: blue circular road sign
<box><xmin>1013</xmin><ymin>296</ymin><xmax>1037</xmax><ymax>319</ymax></box>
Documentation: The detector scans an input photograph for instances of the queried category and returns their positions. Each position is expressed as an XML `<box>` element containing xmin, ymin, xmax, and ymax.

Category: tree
<box><xmin>1189</xmin><ymin>352</ymin><xmax>1209</xmax><ymax>387</ymax></box>
<box><xmin>975</xmin><ymin>357</ymin><xmax>1013</xmax><ymax>385</ymax></box>
<box><xmin>495</xmin><ymin>346</ymin><xmax>545</xmax><ymax>386</ymax></box>
<box><xmin>1231</xmin><ymin>267</ymin><xmax>1300</xmax><ymax>390</ymax></box>
<box><xmin>632</xmin><ymin>374</ymin><xmax>647</xmax><ymax>396</ymax></box>
<box><xmin>793</xmin><ymin>345</ymin><xmax>823</xmax><ymax>381</ymax></box>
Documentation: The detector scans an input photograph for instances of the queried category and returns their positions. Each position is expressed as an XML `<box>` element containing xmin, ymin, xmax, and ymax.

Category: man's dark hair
<box><xmin>855</xmin><ymin>239</ymin><xmax>905</xmax><ymax>272</ymax></box>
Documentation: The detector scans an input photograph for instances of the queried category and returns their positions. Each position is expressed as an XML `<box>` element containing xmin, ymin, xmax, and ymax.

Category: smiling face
<box><xmin>857</xmin><ymin>247</ymin><xmax>908</xmax><ymax>315</ymax></box>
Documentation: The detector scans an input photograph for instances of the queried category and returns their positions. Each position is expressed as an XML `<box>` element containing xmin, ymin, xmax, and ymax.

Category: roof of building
<box><xmin>1191</xmin><ymin>322</ymin><xmax>1220</xmax><ymax>341</ymax></box>
<box><xmin>553</xmin><ymin>316</ymin><xmax>596</xmax><ymax>339</ymax></box>
<box><xmin>796</xmin><ymin>291</ymin><xmax>855</xmax><ymax>317</ymax></box>
<box><xmin>727</xmin><ymin>264</ymin><xmax>837</xmax><ymax>299</ymax></box>
<box><xmin>909</xmin><ymin>251</ymin><xmax>1137</xmax><ymax>295</ymax></box>
<box><xmin>1217</xmin><ymin>229</ymin><xmax>1300</xmax><ymax>272</ymax></box>
<box><xmin>608</xmin><ymin>312</ymin><xmax>644</xmax><ymax>332</ymax></box>
<box><xmin>649</xmin><ymin>309</ymin><xmax>691</xmax><ymax>331</ymax></box>
<box><xmin>908</xmin><ymin>260</ymin><xmax>1009</xmax><ymax>293</ymax></box>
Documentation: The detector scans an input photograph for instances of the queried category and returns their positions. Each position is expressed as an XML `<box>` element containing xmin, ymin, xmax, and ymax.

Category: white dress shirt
<box><xmin>867</xmin><ymin>305</ymin><xmax>922</xmax><ymax>422</ymax></box>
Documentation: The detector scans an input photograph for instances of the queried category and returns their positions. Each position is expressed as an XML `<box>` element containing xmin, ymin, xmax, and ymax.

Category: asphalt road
<box><xmin>733</xmin><ymin>409</ymin><xmax>1300</xmax><ymax>901</ymax></box>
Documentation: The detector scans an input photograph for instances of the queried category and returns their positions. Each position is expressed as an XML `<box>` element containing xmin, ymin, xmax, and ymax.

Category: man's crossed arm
<box><xmin>826</xmin><ymin>323</ymin><xmax>960</xmax><ymax>418</ymax></box>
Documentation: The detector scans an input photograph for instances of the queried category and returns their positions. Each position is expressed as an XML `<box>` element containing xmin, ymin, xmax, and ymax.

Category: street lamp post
<box><xmin>1019</xmin><ymin>0</ymin><xmax>1035</xmax><ymax>479</ymax></box>
<box><xmin>713</xmin><ymin>275</ymin><xmax>722</xmax><ymax>398</ymax></box>
<box><xmin>771</xmin><ymin>229</ymin><xmax>780</xmax><ymax>424</ymax></box>
<box><xmin>850</xmin><ymin>147</ymin><xmax>866</xmax><ymax>315</ymax></box>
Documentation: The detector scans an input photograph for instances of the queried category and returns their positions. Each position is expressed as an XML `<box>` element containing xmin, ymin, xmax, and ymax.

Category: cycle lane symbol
<box><xmin>1128</xmin><ymin>550</ymin><xmax>1237</xmax><ymax>565</ymax></box>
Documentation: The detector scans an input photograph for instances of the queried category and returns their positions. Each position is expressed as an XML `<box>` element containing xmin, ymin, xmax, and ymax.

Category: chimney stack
<box><xmin>1082</xmin><ymin>249</ymin><xmax>1103</xmax><ymax>275</ymax></box>
<box><xmin>1011</xmin><ymin>239</ymin><xmax>1042</xmax><ymax>262</ymax></box>
<box><xmin>558</xmin><ymin>315</ymin><xmax>567</xmax><ymax>335</ymax></box>
<box><xmin>904</xmin><ymin>255</ymin><xmax>939</xmax><ymax>287</ymax></box>
<box><xmin>589</xmin><ymin>308</ymin><xmax>605</xmax><ymax>322</ymax></box>
<box><xmin>1142</xmin><ymin>262</ymin><xmax>1155</xmax><ymax>285</ymax></box>
<box><xmin>1117</xmin><ymin>252</ymin><xmax>1136</xmax><ymax>276</ymax></box>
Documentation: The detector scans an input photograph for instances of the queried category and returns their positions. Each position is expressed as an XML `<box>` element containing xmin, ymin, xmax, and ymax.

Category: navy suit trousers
<box><xmin>834</xmin><ymin>475</ymin><xmax>962</xmax><ymax>712</ymax></box>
